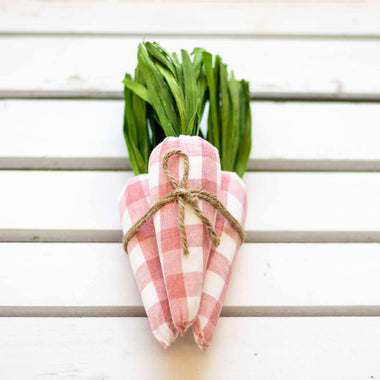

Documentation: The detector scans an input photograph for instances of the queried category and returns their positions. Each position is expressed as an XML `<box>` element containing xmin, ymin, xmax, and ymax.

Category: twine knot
<box><xmin>122</xmin><ymin>148</ymin><xmax>245</xmax><ymax>255</ymax></box>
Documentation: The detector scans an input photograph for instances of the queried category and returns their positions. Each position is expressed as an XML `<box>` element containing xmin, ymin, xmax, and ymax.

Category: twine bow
<box><xmin>122</xmin><ymin>148</ymin><xmax>245</xmax><ymax>255</ymax></box>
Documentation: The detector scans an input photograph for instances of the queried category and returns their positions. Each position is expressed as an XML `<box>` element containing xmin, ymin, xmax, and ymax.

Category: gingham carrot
<box><xmin>119</xmin><ymin>174</ymin><xmax>178</xmax><ymax>348</ymax></box>
<box><xmin>192</xmin><ymin>171</ymin><xmax>247</xmax><ymax>350</ymax></box>
<box><xmin>149</xmin><ymin>135</ymin><xmax>221</xmax><ymax>335</ymax></box>
<box><xmin>120</xmin><ymin>41</ymin><xmax>252</xmax><ymax>349</ymax></box>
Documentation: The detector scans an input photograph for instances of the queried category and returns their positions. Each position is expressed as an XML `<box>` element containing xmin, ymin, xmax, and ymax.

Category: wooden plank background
<box><xmin>1</xmin><ymin>243</ymin><xmax>380</xmax><ymax>317</ymax></box>
<box><xmin>1</xmin><ymin>0</ymin><xmax>380</xmax><ymax>37</ymax></box>
<box><xmin>1</xmin><ymin>0</ymin><xmax>380</xmax><ymax>378</ymax></box>
<box><xmin>1</xmin><ymin>317</ymin><xmax>380</xmax><ymax>380</ymax></box>
<box><xmin>1</xmin><ymin>37</ymin><xmax>380</xmax><ymax>99</ymax></box>
<box><xmin>1</xmin><ymin>171</ymin><xmax>380</xmax><ymax>242</ymax></box>
<box><xmin>2</xmin><ymin>100</ymin><xmax>380</xmax><ymax>170</ymax></box>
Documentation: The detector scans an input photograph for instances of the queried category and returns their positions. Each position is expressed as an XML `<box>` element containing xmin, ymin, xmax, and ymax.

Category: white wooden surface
<box><xmin>1</xmin><ymin>318</ymin><xmax>380</xmax><ymax>380</ymax></box>
<box><xmin>1</xmin><ymin>0</ymin><xmax>380</xmax><ymax>377</ymax></box>
<box><xmin>1</xmin><ymin>243</ymin><xmax>380</xmax><ymax>317</ymax></box>
<box><xmin>1</xmin><ymin>100</ymin><xmax>380</xmax><ymax>170</ymax></box>
<box><xmin>1</xmin><ymin>37</ymin><xmax>380</xmax><ymax>97</ymax></box>
<box><xmin>1</xmin><ymin>0</ymin><xmax>380</xmax><ymax>36</ymax></box>
<box><xmin>1</xmin><ymin>171</ymin><xmax>380</xmax><ymax>242</ymax></box>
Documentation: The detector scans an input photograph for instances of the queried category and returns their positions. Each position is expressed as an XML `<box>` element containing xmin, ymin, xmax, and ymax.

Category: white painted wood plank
<box><xmin>1</xmin><ymin>100</ymin><xmax>380</xmax><ymax>170</ymax></box>
<box><xmin>1</xmin><ymin>171</ymin><xmax>380</xmax><ymax>242</ymax></box>
<box><xmin>1</xmin><ymin>243</ymin><xmax>380</xmax><ymax>317</ymax></box>
<box><xmin>1</xmin><ymin>0</ymin><xmax>380</xmax><ymax>36</ymax></box>
<box><xmin>1</xmin><ymin>37</ymin><xmax>380</xmax><ymax>96</ymax></box>
<box><xmin>0</xmin><ymin>317</ymin><xmax>380</xmax><ymax>379</ymax></box>
<box><xmin>0</xmin><ymin>100</ymin><xmax>128</xmax><ymax>169</ymax></box>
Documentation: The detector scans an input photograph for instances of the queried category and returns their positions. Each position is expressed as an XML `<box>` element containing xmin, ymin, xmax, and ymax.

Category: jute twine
<box><xmin>122</xmin><ymin>148</ymin><xmax>245</xmax><ymax>255</ymax></box>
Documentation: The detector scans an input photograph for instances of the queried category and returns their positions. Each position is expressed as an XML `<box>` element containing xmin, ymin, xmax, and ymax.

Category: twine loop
<box><xmin>122</xmin><ymin>148</ymin><xmax>245</xmax><ymax>255</ymax></box>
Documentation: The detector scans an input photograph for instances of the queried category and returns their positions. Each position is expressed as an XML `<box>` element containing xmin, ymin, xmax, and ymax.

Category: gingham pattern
<box><xmin>192</xmin><ymin>171</ymin><xmax>247</xmax><ymax>351</ymax></box>
<box><xmin>149</xmin><ymin>136</ymin><xmax>221</xmax><ymax>335</ymax></box>
<box><xmin>119</xmin><ymin>174</ymin><xmax>178</xmax><ymax>349</ymax></box>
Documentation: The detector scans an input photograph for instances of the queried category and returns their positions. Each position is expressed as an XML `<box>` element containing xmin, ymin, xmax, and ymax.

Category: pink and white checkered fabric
<box><xmin>149</xmin><ymin>136</ymin><xmax>221</xmax><ymax>335</ymax></box>
<box><xmin>119</xmin><ymin>174</ymin><xmax>178</xmax><ymax>349</ymax></box>
<box><xmin>192</xmin><ymin>171</ymin><xmax>247</xmax><ymax>351</ymax></box>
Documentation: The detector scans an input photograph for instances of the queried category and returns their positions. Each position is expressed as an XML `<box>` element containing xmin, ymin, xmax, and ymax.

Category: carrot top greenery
<box><xmin>122</xmin><ymin>41</ymin><xmax>251</xmax><ymax>177</ymax></box>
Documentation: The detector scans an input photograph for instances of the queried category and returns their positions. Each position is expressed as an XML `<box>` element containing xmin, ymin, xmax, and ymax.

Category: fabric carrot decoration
<box><xmin>192</xmin><ymin>171</ymin><xmax>247</xmax><ymax>350</ymax></box>
<box><xmin>119</xmin><ymin>175</ymin><xmax>178</xmax><ymax>349</ymax></box>
<box><xmin>149</xmin><ymin>135</ymin><xmax>221</xmax><ymax>334</ymax></box>
<box><xmin>119</xmin><ymin>41</ymin><xmax>252</xmax><ymax>349</ymax></box>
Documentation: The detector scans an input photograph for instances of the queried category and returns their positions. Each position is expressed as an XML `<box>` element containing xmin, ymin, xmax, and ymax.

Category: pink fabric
<box><xmin>119</xmin><ymin>174</ymin><xmax>178</xmax><ymax>349</ymax></box>
<box><xmin>192</xmin><ymin>171</ymin><xmax>247</xmax><ymax>351</ymax></box>
<box><xmin>149</xmin><ymin>135</ymin><xmax>221</xmax><ymax>335</ymax></box>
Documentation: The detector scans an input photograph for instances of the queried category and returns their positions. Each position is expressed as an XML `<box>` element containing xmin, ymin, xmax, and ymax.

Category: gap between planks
<box><xmin>2</xmin><ymin>230</ymin><xmax>380</xmax><ymax>243</ymax></box>
<box><xmin>2</xmin><ymin>306</ymin><xmax>380</xmax><ymax>318</ymax></box>
<box><xmin>3</xmin><ymin>159</ymin><xmax>380</xmax><ymax>171</ymax></box>
<box><xmin>3</xmin><ymin>32</ymin><xmax>380</xmax><ymax>40</ymax></box>
<box><xmin>3</xmin><ymin>91</ymin><xmax>380</xmax><ymax>102</ymax></box>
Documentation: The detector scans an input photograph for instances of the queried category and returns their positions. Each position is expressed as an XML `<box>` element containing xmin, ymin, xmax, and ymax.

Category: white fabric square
<box><xmin>153</xmin><ymin>212</ymin><xmax>161</xmax><ymax>234</ymax></box>
<box><xmin>153</xmin><ymin>323</ymin><xmax>178</xmax><ymax>349</ymax></box>
<box><xmin>149</xmin><ymin>162</ymin><xmax>160</xmax><ymax>189</ymax></box>
<box><xmin>203</xmin><ymin>271</ymin><xmax>225</xmax><ymax>299</ymax></box>
<box><xmin>141</xmin><ymin>281</ymin><xmax>160</xmax><ymax>310</ymax></box>
<box><xmin>227</xmin><ymin>192</ymin><xmax>243</xmax><ymax>221</ymax></box>
<box><xmin>121</xmin><ymin>210</ymin><xmax>132</xmax><ymax>235</ymax></box>
<box><xmin>182</xmin><ymin>246</ymin><xmax>203</xmax><ymax>273</ymax></box>
<box><xmin>188</xmin><ymin>156</ymin><xmax>203</xmax><ymax>179</ymax></box>
<box><xmin>197</xmin><ymin>315</ymin><xmax>209</xmax><ymax>329</ymax></box>
<box><xmin>128</xmin><ymin>243</ymin><xmax>146</xmax><ymax>274</ymax></box>
<box><xmin>218</xmin><ymin>231</ymin><xmax>238</xmax><ymax>263</ymax></box>
<box><xmin>187</xmin><ymin>296</ymin><xmax>201</xmax><ymax>321</ymax></box>
<box><xmin>184</xmin><ymin>203</ymin><xmax>202</xmax><ymax>225</ymax></box>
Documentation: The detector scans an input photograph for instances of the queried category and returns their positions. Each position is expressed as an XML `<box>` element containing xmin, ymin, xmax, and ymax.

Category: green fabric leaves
<box><xmin>203</xmin><ymin>52</ymin><xmax>252</xmax><ymax>178</ymax></box>
<box><xmin>122</xmin><ymin>41</ymin><xmax>251</xmax><ymax>177</ymax></box>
